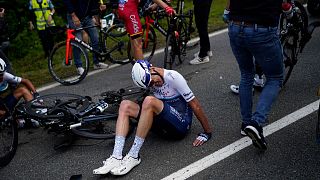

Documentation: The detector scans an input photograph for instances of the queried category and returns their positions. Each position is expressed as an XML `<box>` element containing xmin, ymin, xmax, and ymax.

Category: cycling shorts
<box><xmin>117</xmin><ymin>0</ymin><xmax>143</xmax><ymax>38</ymax></box>
<box><xmin>152</xmin><ymin>96</ymin><xmax>193</xmax><ymax>139</ymax></box>
<box><xmin>3</xmin><ymin>94</ymin><xmax>18</xmax><ymax>112</ymax></box>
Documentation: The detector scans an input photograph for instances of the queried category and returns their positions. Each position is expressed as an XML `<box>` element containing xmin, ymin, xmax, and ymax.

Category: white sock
<box><xmin>128</xmin><ymin>136</ymin><xmax>145</xmax><ymax>158</ymax></box>
<box><xmin>112</xmin><ymin>136</ymin><xmax>125</xmax><ymax>159</ymax></box>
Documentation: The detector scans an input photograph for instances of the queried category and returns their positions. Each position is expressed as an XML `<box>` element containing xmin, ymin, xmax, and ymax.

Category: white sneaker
<box><xmin>253</xmin><ymin>74</ymin><xmax>264</xmax><ymax>87</ymax></box>
<box><xmin>110</xmin><ymin>155</ymin><xmax>141</xmax><ymax>176</ymax></box>
<box><xmin>194</xmin><ymin>50</ymin><xmax>213</xmax><ymax>58</ymax></box>
<box><xmin>77</xmin><ymin>67</ymin><xmax>84</xmax><ymax>75</ymax></box>
<box><xmin>230</xmin><ymin>85</ymin><xmax>254</xmax><ymax>94</ymax></box>
<box><xmin>94</xmin><ymin>63</ymin><xmax>109</xmax><ymax>70</ymax></box>
<box><xmin>230</xmin><ymin>85</ymin><xmax>240</xmax><ymax>94</ymax></box>
<box><xmin>189</xmin><ymin>56</ymin><xmax>209</xmax><ymax>65</ymax></box>
<box><xmin>93</xmin><ymin>156</ymin><xmax>122</xmax><ymax>175</ymax></box>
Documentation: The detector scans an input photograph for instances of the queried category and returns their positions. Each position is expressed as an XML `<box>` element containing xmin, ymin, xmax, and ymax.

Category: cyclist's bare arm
<box><xmin>188</xmin><ymin>97</ymin><xmax>212</xmax><ymax>146</ymax></box>
<box><xmin>20</xmin><ymin>78</ymin><xmax>37</xmax><ymax>94</ymax></box>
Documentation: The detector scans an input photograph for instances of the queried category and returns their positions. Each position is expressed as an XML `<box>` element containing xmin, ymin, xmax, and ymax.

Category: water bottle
<box><xmin>282</xmin><ymin>2</ymin><xmax>293</xmax><ymax>19</ymax></box>
<box><xmin>96</xmin><ymin>100</ymin><xmax>109</xmax><ymax>113</ymax></box>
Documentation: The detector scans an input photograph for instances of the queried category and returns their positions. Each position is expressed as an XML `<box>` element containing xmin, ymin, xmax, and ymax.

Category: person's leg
<box><xmin>67</xmin><ymin>15</ymin><xmax>83</xmax><ymax>68</ymax></box>
<box><xmin>193</xmin><ymin>0</ymin><xmax>213</xmax><ymax>58</ymax></box>
<box><xmin>83</xmin><ymin>16</ymin><xmax>100</xmax><ymax>65</ymax></box>
<box><xmin>38</xmin><ymin>30</ymin><xmax>49</xmax><ymax>57</ymax></box>
<box><xmin>93</xmin><ymin>99</ymin><xmax>140</xmax><ymax>175</ymax></box>
<box><xmin>130</xmin><ymin>37</ymin><xmax>144</xmax><ymax>60</ymax></box>
<box><xmin>228</xmin><ymin>24</ymin><xmax>255</xmax><ymax>125</ymax></box>
<box><xmin>250</xmin><ymin>27</ymin><xmax>284</xmax><ymax>126</ymax></box>
<box><xmin>110</xmin><ymin>96</ymin><xmax>164</xmax><ymax>176</ymax></box>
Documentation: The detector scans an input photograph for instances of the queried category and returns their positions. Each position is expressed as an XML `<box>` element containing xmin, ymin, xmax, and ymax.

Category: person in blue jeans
<box><xmin>227</xmin><ymin>0</ymin><xmax>284</xmax><ymax>150</ymax></box>
<box><xmin>64</xmin><ymin>0</ymin><xmax>108</xmax><ymax>75</ymax></box>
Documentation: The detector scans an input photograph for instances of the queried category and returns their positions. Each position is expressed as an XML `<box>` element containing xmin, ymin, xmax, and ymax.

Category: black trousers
<box><xmin>193</xmin><ymin>0</ymin><xmax>213</xmax><ymax>58</ymax></box>
<box><xmin>38</xmin><ymin>29</ymin><xmax>54</xmax><ymax>57</ymax></box>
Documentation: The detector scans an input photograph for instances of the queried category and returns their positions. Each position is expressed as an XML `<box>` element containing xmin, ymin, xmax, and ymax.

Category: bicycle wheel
<box><xmin>71</xmin><ymin>113</ymin><xmax>135</xmax><ymax>139</ymax></box>
<box><xmin>25</xmin><ymin>93</ymin><xmax>90</xmax><ymax>120</ymax></box>
<box><xmin>176</xmin><ymin>14</ymin><xmax>192</xmax><ymax>65</ymax></box>
<box><xmin>317</xmin><ymin>100</ymin><xmax>320</xmax><ymax>143</ymax></box>
<box><xmin>127</xmin><ymin>24</ymin><xmax>157</xmax><ymax>63</ymax></box>
<box><xmin>164</xmin><ymin>33</ymin><xmax>180</xmax><ymax>69</ymax></box>
<box><xmin>0</xmin><ymin>112</ymin><xmax>18</xmax><ymax>167</ymax></box>
<box><xmin>281</xmin><ymin>34</ymin><xmax>296</xmax><ymax>86</ymax></box>
<box><xmin>103</xmin><ymin>24</ymin><xmax>132</xmax><ymax>64</ymax></box>
<box><xmin>48</xmin><ymin>41</ymin><xmax>89</xmax><ymax>85</ymax></box>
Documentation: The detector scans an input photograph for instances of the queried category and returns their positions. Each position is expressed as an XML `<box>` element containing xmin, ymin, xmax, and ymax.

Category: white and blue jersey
<box><xmin>150</xmin><ymin>69</ymin><xmax>194</xmax><ymax>138</ymax></box>
<box><xmin>0</xmin><ymin>72</ymin><xmax>22</xmax><ymax>111</ymax></box>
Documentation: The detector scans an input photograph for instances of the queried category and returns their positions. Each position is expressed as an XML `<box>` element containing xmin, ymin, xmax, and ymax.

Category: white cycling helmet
<box><xmin>131</xmin><ymin>60</ymin><xmax>151</xmax><ymax>89</ymax></box>
<box><xmin>0</xmin><ymin>58</ymin><xmax>6</xmax><ymax>74</ymax></box>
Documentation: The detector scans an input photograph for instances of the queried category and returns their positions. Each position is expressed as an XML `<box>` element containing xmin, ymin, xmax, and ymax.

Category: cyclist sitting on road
<box><xmin>93</xmin><ymin>60</ymin><xmax>212</xmax><ymax>176</ymax></box>
<box><xmin>110</xmin><ymin>0</ymin><xmax>175</xmax><ymax>61</ymax></box>
<box><xmin>0</xmin><ymin>58</ymin><xmax>39</xmax><ymax>127</ymax></box>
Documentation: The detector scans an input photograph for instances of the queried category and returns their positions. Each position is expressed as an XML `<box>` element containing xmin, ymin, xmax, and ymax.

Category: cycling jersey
<box><xmin>0</xmin><ymin>72</ymin><xmax>22</xmax><ymax>111</ymax></box>
<box><xmin>0</xmin><ymin>72</ymin><xmax>21</xmax><ymax>92</ymax></box>
<box><xmin>150</xmin><ymin>69</ymin><xmax>195</xmax><ymax>138</ymax></box>
<box><xmin>117</xmin><ymin>0</ymin><xmax>143</xmax><ymax>37</ymax></box>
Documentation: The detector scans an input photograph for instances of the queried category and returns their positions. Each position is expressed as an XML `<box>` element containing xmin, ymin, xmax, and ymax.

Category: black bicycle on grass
<box><xmin>0</xmin><ymin>87</ymin><xmax>147</xmax><ymax>167</ymax></box>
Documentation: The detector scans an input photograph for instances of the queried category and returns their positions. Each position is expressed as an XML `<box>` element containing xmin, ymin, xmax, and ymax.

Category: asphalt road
<box><xmin>1</xmin><ymin>19</ymin><xmax>320</xmax><ymax>179</ymax></box>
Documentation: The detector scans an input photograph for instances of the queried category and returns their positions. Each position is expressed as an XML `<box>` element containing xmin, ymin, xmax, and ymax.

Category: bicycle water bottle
<box><xmin>96</xmin><ymin>100</ymin><xmax>109</xmax><ymax>113</ymax></box>
<box><xmin>282</xmin><ymin>2</ymin><xmax>293</xmax><ymax>19</ymax></box>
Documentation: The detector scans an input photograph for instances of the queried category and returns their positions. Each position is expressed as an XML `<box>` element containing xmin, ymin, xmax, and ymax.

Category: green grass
<box><xmin>8</xmin><ymin>0</ymin><xmax>228</xmax><ymax>88</ymax></box>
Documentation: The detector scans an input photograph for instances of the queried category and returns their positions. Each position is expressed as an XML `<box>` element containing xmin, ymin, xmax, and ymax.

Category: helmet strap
<box><xmin>151</xmin><ymin>70</ymin><xmax>164</xmax><ymax>83</ymax></box>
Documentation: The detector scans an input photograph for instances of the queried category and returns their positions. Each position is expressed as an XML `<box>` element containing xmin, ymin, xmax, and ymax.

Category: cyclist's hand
<box><xmin>222</xmin><ymin>9</ymin><xmax>230</xmax><ymax>24</ymax></box>
<box><xmin>29</xmin><ymin>21</ymin><xmax>34</xmax><ymax>31</ymax></box>
<box><xmin>165</xmin><ymin>6</ymin><xmax>175</xmax><ymax>16</ymax></box>
<box><xmin>33</xmin><ymin>92</ymin><xmax>40</xmax><ymax>99</ymax></box>
<box><xmin>47</xmin><ymin>15</ymin><xmax>53</xmax><ymax>23</ymax></box>
<box><xmin>193</xmin><ymin>132</ymin><xmax>212</xmax><ymax>147</ymax></box>
<box><xmin>72</xmin><ymin>14</ymin><xmax>81</xmax><ymax>27</ymax></box>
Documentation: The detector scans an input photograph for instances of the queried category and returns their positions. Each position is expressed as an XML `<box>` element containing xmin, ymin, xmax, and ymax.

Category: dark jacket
<box><xmin>229</xmin><ymin>0</ymin><xmax>282</xmax><ymax>27</ymax></box>
<box><xmin>63</xmin><ymin>0</ymin><xmax>100</xmax><ymax>20</ymax></box>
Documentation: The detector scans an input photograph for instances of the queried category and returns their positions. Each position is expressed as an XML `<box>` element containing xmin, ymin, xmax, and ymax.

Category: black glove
<box><xmin>196</xmin><ymin>132</ymin><xmax>212</xmax><ymax>142</ymax></box>
<box><xmin>33</xmin><ymin>92</ymin><xmax>40</xmax><ymax>99</ymax></box>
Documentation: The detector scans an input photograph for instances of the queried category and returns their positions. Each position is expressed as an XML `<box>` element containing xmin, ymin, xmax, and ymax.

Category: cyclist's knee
<box><xmin>141</xmin><ymin>96</ymin><xmax>160</xmax><ymax>111</ymax></box>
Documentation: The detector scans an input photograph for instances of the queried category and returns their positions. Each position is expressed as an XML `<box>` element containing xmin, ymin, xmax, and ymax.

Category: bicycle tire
<box><xmin>281</xmin><ymin>34</ymin><xmax>296</xmax><ymax>86</ymax></box>
<box><xmin>176</xmin><ymin>14</ymin><xmax>192</xmax><ymax>66</ymax></box>
<box><xmin>25</xmin><ymin>93</ymin><xmax>90</xmax><ymax>120</ymax></box>
<box><xmin>48</xmin><ymin>41</ymin><xmax>89</xmax><ymax>85</ymax></box>
<box><xmin>0</xmin><ymin>112</ymin><xmax>18</xmax><ymax>167</ymax></box>
<box><xmin>164</xmin><ymin>31</ymin><xmax>181</xmax><ymax>69</ymax></box>
<box><xmin>127</xmin><ymin>24</ymin><xmax>157</xmax><ymax>63</ymax></box>
<box><xmin>103</xmin><ymin>24</ymin><xmax>132</xmax><ymax>65</ymax></box>
<box><xmin>71</xmin><ymin>112</ymin><xmax>135</xmax><ymax>139</ymax></box>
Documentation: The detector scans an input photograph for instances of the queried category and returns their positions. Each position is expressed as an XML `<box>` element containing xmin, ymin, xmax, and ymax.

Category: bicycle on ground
<box><xmin>48</xmin><ymin>12</ymin><xmax>132</xmax><ymax>86</ymax></box>
<box><xmin>0</xmin><ymin>87</ymin><xmax>147</xmax><ymax>167</ymax></box>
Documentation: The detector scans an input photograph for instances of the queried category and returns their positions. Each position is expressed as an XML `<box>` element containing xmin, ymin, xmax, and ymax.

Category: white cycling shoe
<box><xmin>93</xmin><ymin>156</ymin><xmax>121</xmax><ymax>175</ymax></box>
<box><xmin>110</xmin><ymin>155</ymin><xmax>141</xmax><ymax>176</ymax></box>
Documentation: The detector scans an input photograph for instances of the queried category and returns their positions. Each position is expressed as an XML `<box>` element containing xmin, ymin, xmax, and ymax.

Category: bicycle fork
<box><xmin>65</xmin><ymin>29</ymin><xmax>75</xmax><ymax>66</ymax></box>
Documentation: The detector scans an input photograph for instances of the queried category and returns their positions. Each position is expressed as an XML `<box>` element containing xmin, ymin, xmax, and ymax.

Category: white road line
<box><xmin>162</xmin><ymin>99</ymin><xmax>320</xmax><ymax>180</ymax></box>
<box><xmin>37</xmin><ymin>29</ymin><xmax>228</xmax><ymax>92</ymax></box>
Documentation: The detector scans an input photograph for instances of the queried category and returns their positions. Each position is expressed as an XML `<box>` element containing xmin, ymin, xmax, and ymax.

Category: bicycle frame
<box><xmin>64</xmin><ymin>24</ymin><xmax>125</xmax><ymax>65</ymax></box>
